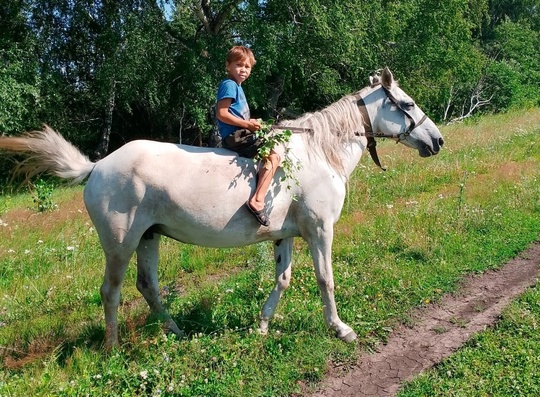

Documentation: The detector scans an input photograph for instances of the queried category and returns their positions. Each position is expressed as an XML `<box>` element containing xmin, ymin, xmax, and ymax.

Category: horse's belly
<box><xmin>156</xmin><ymin>221</ymin><xmax>294</xmax><ymax>248</ymax></box>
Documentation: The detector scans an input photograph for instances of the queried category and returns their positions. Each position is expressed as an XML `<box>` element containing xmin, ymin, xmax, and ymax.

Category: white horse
<box><xmin>0</xmin><ymin>68</ymin><xmax>443</xmax><ymax>348</ymax></box>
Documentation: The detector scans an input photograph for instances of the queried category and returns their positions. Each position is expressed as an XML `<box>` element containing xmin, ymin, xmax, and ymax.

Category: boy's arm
<box><xmin>216</xmin><ymin>99</ymin><xmax>261</xmax><ymax>132</ymax></box>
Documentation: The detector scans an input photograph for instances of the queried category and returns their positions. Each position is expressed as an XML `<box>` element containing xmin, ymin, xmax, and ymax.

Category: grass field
<box><xmin>1</xmin><ymin>108</ymin><xmax>539</xmax><ymax>396</ymax></box>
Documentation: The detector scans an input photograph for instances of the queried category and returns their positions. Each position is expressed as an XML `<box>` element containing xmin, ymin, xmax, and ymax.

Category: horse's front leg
<box><xmin>308</xmin><ymin>226</ymin><xmax>357</xmax><ymax>343</ymax></box>
<box><xmin>259</xmin><ymin>237</ymin><xmax>294</xmax><ymax>334</ymax></box>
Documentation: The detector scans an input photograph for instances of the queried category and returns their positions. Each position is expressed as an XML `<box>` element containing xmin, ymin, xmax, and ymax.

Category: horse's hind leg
<box><xmin>259</xmin><ymin>237</ymin><xmax>293</xmax><ymax>334</ymax></box>
<box><xmin>135</xmin><ymin>234</ymin><xmax>183</xmax><ymax>338</ymax></box>
<box><xmin>101</xmin><ymin>252</ymin><xmax>131</xmax><ymax>349</ymax></box>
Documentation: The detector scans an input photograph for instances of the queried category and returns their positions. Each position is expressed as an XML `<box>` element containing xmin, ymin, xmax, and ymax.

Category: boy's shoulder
<box><xmin>218</xmin><ymin>79</ymin><xmax>243</xmax><ymax>99</ymax></box>
<box><xmin>219</xmin><ymin>78</ymin><xmax>238</xmax><ymax>88</ymax></box>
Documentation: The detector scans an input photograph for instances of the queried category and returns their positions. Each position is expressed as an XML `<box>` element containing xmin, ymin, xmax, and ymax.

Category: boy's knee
<box><xmin>261</xmin><ymin>152</ymin><xmax>281</xmax><ymax>171</ymax></box>
<box><xmin>269</xmin><ymin>152</ymin><xmax>281</xmax><ymax>164</ymax></box>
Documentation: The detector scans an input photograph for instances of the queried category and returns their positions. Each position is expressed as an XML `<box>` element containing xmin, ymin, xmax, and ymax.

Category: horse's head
<box><xmin>359</xmin><ymin>67</ymin><xmax>444</xmax><ymax>157</ymax></box>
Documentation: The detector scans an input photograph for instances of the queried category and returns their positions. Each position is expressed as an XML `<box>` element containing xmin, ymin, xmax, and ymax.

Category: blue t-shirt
<box><xmin>216</xmin><ymin>79</ymin><xmax>251</xmax><ymax>138</ymax></box>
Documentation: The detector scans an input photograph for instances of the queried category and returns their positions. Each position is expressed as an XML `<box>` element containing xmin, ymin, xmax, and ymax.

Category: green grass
<box><xmin>0</xmin><ymin>108</ymin><xmax>539</xmax><ymax>396</ymax></box>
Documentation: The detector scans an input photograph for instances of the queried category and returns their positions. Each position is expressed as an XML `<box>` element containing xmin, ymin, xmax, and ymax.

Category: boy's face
<box><xmin>226</xmin><ymin>57</ymin><xmax>253</xmax><ymax>84</ymax></box>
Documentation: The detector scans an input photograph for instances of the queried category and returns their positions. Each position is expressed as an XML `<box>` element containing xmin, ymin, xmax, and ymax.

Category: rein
<box><xmin>273</xmin><ymin>84</ymin><xmax>427</xmax><ymax>170</ymax></box>
<box><xmin>275</xmin><ymin>124</ymin><xmax>389</xmax><ymax>170</ymax></box>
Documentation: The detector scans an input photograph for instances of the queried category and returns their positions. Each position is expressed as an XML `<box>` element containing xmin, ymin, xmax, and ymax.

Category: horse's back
<box><xmin>84</xmin><ymin>139</ymin><xmax>253</xmax><ymax>213</ymax></box>
<box><xmin>86</xmin><ymin>140</ymin><xmax>253</xmax><ymax>190</ymax></box>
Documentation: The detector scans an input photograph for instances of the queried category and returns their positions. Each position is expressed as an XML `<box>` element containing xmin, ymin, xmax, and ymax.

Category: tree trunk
<box><xmin>94</xmin><ymin>81</ymin><xmax>116</xmax><ymax>159</ymax></box>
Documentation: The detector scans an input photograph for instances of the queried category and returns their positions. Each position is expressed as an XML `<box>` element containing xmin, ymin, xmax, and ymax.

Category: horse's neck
<box><xmin>298</xmin><ymin>138</ymin><xmax>366</xmax><ymax>182</ymax></box>
<box><xmin>340</xmin><ymin>138</ymin><xmax>367</xmax><ymax>179</ymax></box>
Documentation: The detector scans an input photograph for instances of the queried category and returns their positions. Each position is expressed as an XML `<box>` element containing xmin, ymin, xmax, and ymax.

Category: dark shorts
<box><xmin>222</xmin><ymin>129</ymin><xmax>263</xmax><ymax>159</ymax></box>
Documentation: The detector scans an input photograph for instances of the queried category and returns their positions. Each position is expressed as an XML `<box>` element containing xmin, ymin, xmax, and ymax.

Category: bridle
<box><xmin>274</xmin><ymin>84</ymin><xmax>429</xmax><ymax>170</ymax></box>
<box><xmin>355</xmin><ymin>83</ymin><xmax>428</xmax><ymax>170</ymax></box>
<box><xmin>357</xmin><ymin>84</ymin><xmax>428</xmax><ymax>141</ymax></box>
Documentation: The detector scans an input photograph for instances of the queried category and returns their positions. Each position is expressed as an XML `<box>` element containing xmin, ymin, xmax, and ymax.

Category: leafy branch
<box><xmin>255</xmin><ymin>120</ymin><xmax>301</xmax><ymax>194</ymax></box>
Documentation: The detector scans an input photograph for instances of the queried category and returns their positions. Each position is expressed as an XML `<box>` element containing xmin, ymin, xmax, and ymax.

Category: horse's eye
<box><xmin>386</xmin><ymin>99</ymin><xmax>398</xmax><ymax>109</ymax></box>
<box><xmin>405</xmin><ymin>102</ymin><xmax>415</xmax><ymax>110</ymax></box>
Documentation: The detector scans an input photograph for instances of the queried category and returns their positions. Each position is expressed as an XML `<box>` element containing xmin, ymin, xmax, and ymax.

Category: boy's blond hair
<box><xmin>226</xmin><ymin>46</ymin><xmax>256</xmax><ymax>66</ymax></box>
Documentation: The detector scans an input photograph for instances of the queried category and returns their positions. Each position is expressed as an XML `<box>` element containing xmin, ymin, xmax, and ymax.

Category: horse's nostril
<box><xmin>438</xmin><ymin>137</ymin><xmax>444</xmax><ymax>147</ymax></box>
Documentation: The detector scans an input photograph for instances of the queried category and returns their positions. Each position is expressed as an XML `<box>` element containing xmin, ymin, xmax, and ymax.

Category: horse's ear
<box><xmin>369</xmin><ymin>74</ymin><xmax>381</xmax><ymax>87</ymax></box>
<box><xmin>381</xmin><ymin>67</ymin><xmax>395</xmax><ymax>89</ymax></box>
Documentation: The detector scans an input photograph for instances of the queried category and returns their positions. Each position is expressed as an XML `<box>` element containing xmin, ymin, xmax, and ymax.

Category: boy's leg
<box><xmin>249</xmin><ymin>151</ymin><xmax>281</xmax><ymax>212</ymax></box>
<box><xmin>222</xmin><ymin>129</ymin><xmax>262</xmax><ymax>158</ymax></box>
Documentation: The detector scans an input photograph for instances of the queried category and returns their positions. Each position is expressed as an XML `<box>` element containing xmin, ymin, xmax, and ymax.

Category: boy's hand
<box><xmin>247</xmin><ymin>119</ymin><xmax>261</xmax><ymax>132</ymax></box>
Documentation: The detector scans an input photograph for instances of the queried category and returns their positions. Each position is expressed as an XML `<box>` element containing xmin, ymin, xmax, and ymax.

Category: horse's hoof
<box><xmin>166</xmin><ymin>329</ymin><xmax>186</xmax><ymax>339</ymax></box>
<box><xmin>257</xmin><ymin>327</ymin><xmax>269</xmax><ymax>336</ymax></box>
<box><xmin>164</xmin><ymin>321</ymin><xmax>186</xmax><ymax>339</ymax></box>
<box><xmin>104</xmin><ymin>340</ymin><xmax>119</xmax><ymax>351</ymax></box>
<box><xmin>339</xmin><ymin>330</ymin><xmax>357</xmax><ymax>343</ymax></box>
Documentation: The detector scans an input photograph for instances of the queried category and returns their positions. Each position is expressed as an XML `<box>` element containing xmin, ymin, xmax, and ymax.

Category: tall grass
<box><xmin>1</xmin><ymin>109</ymin><xmax>539</xmax><ymax>396</ymax></box>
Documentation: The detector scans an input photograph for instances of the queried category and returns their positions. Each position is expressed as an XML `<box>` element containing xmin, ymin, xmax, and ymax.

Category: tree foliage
<box><xmin>0</xmin><ymin>0</ymin><xmax>538</xmax><ymax>155</ymax></box>
<box><xmin>0</xmin><ymin>1</ymin><xmax>40</xmax><ymax>133</ymax></box>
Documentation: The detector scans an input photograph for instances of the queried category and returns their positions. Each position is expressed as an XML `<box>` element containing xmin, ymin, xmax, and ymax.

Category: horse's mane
<box><xmin>277</xmin><ymin>85</ymin><xmax>374</xmax><ymax>176</ymax></box>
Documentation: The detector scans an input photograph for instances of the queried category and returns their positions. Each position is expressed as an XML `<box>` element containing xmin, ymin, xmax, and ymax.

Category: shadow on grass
<box><xmin>166</xmin><ymin>287</ymin><xmax>260</xmax><ymax>338</ymax></box>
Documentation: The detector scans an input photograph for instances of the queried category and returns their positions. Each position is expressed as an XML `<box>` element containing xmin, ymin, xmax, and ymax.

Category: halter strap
<box><xmin>355</xmin><ymin>84</ymin><xmax>428</xmax><ymax>169</ymax></box>
<box><xmin>381</xmin><ymin>86</ymin><xmax>428</xmax><ymax>137</ymax></box>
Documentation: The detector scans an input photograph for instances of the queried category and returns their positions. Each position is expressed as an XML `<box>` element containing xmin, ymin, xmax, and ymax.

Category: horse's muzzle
<box><xmin>420</xmin><ymin>137</ymin><xmax>444</xmax><ymax>157</ymax></box>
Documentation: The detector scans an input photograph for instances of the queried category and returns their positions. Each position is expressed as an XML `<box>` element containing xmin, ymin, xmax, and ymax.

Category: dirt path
<box><xmin>311</xmin><ymin>242</ymin><xmax>540</xmax><ymax>397</ymax></box>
